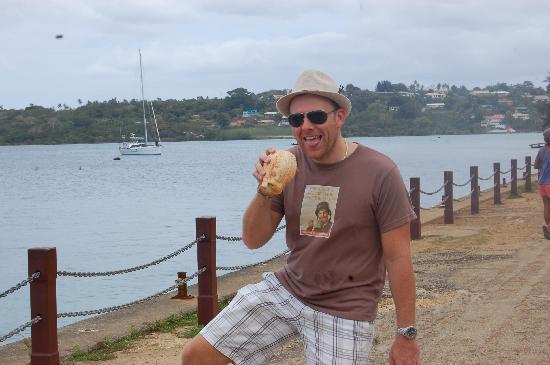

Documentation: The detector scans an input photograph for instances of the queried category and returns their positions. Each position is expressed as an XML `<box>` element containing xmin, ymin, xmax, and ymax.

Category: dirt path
<box><xmin>56</xmin><ymin>192</ymin><xmax>550</xmax><ymax>364</ymax></box>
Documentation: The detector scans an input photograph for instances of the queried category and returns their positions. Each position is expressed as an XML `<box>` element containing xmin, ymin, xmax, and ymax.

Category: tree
<box><xmin>375</xmin><ymin>80</ymin><xmax>393</xmax><ymax>92</ymax></box>
<box><xmin>224</xmin><ymin>88</ymin><xmax>257</xmax><ymax>110</ymax></box>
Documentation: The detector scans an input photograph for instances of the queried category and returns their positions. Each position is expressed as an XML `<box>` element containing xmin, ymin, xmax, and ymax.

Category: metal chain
<box><xmin>217</xmin><ymin>225</ymin><xmax>286</xmax><ymax>243</ymax></box>
<box><xmin>0</xmin><ymin>315</ymin><xmax>42</xmax><ymax>343</ymax></box>
<box><xmin>419</xmin><ymin>181</ymin><xmax>448</xmax><ymax>196</ymax></box>
<box><xmin>57</xmin><ymin>236</ymin><xmax>204</xmax><ymax>278</ymax></box>
<box><xmin>57</xmin><ymin>268</ymin><xmax>206</xmax><ymax>318</ymax></box>
<box><xmin>479</xmin><ymin>172</ymin><xmax>497</xmax><ymax>180</ymax></box>
<box><xmin>500</xmin><ymin>168</ymin><xmax>512</xmax><ymax>175</ymax></box>
<box><xmin>0</xmin><ymin>272</ymin><xmax>41</xmax><ymax>299</ymax></box>
<box><xmin>518</xmin><ymin>165</ymin><xmax>527</xmax><ymax>171</ymax></box>
<box><xmin>217</xmin><ymin>249</ymin><xmax>290</xmax><ymax>271</ymax></box>
<box><xmin>452</xmin><ymin>175</ymin><xmax>474</xmax><ymax>187</ymax></box>
<box><xmin>409</xmin><ymin>187</ymin><xmax>416</xmax><ymax>194</ymax></box>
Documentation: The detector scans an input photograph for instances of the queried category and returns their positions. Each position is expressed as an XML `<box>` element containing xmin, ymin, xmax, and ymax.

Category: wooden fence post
<box><xmin>511</xmin><ymin>159</ymin><xmax>518</xmax><ymax>196</ymax></box>
<box><xmin>196</xmin><ymin>217</ymin><xmax>218</xmax><ymax>326</ymax></box>
<box><xmin>525</xmin><ymin>156</ymin><xmax>532</xmax><ymax>192</ymax></box>
<box><xmin>171</xmin><ymin>272</ymin><xmax>194</xmax><ymax>300</ymax></box>
<box><xmin>28</xmin><ymin>247</ymin><xmax>59</xmax><ymax>365</ymax></box>
<box><xmin>444</xmin><ymin>171</ymin><xmax>453</xmax><ymax>224</ymax></box>
<box><xmin>470</xmin><ymin>166</ymin><xmax>479</xmax><ymax>214</ymax></box>
<box><xmin>494</xmin><ymin>162</ymin><xmax>501</xmax><ymax>204</ymax></box>
<box><xmin>409</xmin><ymin>177</ymin><xmax>421</xmax><ymax>240</ymax></box>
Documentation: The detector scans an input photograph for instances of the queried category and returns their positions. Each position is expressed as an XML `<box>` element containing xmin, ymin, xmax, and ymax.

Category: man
<box><xmin>534</xmin><ymin>128</ymin><xmax>550</xmax><ymax>239</ymax></box>
<box><xmin>182</xmin><ymin>70</ymin><xmax>421</xmax><ymax>364</ymax></box>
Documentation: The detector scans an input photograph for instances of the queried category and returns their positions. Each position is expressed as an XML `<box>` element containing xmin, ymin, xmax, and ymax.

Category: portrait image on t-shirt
<box><xmin>299</xmin><ymin>185</ymin><xmax>339</xmax><ymax>238</ymax></box>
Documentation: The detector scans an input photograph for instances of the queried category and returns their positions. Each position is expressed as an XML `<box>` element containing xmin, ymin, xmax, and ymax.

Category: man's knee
<box><xmin>181</xmin><ymin>335</ymin><xmax>231</xmax><ymax>365</ymax></box>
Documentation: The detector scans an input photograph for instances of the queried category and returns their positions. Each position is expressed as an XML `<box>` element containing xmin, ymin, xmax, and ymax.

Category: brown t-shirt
<box><xmin>272</xmin><ymin>143</ymin><xmax>416</xmax><ymax>321</ymax></box>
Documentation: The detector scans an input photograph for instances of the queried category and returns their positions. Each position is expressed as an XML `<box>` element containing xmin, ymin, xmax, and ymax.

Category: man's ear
<box><xmin>335</xmin><ymin>109</ymin><xmax>347</xmax><ymax>128</ymax></box>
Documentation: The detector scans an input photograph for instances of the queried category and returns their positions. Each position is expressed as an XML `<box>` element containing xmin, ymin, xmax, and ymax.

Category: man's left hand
<box><xmin>389</xmin><ymin>336</ymin><xmax>421</xmax><ymax>365</ymax></box>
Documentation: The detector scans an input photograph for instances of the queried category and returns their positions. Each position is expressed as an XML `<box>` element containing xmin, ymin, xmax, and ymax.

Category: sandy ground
<box><xmin>19</xmin><ymin>191</ymin><xmax>550</xmax><ymax>364</ymax></box>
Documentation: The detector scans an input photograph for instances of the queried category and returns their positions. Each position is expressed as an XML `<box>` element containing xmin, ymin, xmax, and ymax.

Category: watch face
<box><xmin>404</xmin><ymin>327</ymin><xmax>417</xmax><ymax>339</ymax></box>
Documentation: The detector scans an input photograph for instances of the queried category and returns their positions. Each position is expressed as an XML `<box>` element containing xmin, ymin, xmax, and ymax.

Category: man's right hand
<box><xmin>252</xmin><ymin>147</ymin><xmax>276</xmax><ymax>185</ymax></box>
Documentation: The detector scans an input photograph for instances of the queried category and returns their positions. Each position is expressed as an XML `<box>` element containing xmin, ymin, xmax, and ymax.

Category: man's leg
<box><xmin>182</xmin><ymin>273</ymin><xmax>300</xmax><ymax>365</ymax></box>
<box><xmin>181</xmin><ymin>334</ymin><xmax>232</xmax><ymax>365</ymax></box>
<box><xmin>543</xmin><ymin>196</ymin><xmax>550</xmax><ymax>226</ymax></box>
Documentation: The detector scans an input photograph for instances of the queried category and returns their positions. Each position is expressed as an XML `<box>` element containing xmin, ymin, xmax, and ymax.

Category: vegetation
<box><xmin>1</xmin><ymin>75</ymin><xmax>549</xmax><ymax>146</ymax></box>
<box><xmin>65</xmin><ymin>295</ymin><xmax>234</xmax><ymax>362</ymax></box>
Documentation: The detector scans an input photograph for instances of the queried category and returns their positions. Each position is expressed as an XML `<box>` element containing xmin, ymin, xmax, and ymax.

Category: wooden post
<box><xmin>409</xmin><ymin>177</ymin><xmax>421</xmax><ymax>240</ymax></box>
<box><xmin>28</xmin><ymin>247</ymin><xmax>59</xmax><ymax>365</ymax></box>
<box><xmin>525</xmin><ymin>156</ymin><xmax>532</xmax><ymax>192</ymax></box>
<box><xmin>494</xmin><ymin>162</ymin><xmax>501</xmax><ymax>204</ymax></box>
<box><xmin>171</xmin><ymin>272</ymin><xmax>194</xmax><ymax>300</ymax></box>
<box><xmin>196</xmin><ymin>217</ymin><xmax>218</xmax><ymax>326</ymax></box>
<box><xmin>511</xmin><ymin>159</ymin><xmax>518</xmax><ymax>196</ymax></box>
<box><xmin>470</xmin><ymin>166</ymin><xmax>479</xmax><ymax>215</ymax></box>
<box><xmin>444</xmin><ymin>171</ymin><xmax>453</xmax><ymax>224</ymax></box>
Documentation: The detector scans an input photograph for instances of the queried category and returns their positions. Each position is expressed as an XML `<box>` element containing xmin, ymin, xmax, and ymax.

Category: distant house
<box><xmin>470</xmin><ymin>90</ymin><xmax>510</xmax><ymax>97</ymax></box>
<box><xmin>470</xmin><ymin>89</ymin><xmax>493</xmax><ymax>97</ymax></box>
<box><xmin>512</xmin><ymin>112</ymin><xmax>530</xmax><ymax>120</ymax></box>
<box><xmin>425</xmin><ymin>103</ymin><xmax>445</xmax><ymax>109</ymax></box>
<box><xmin>533</xmin><ymin>95</ymin><xmax>550</xmax><ymax>103</ymax></box>
<box><xmin>257</xmin><ymin>119</ymin><xmax>276</xmax><ymax>126</ymax></box>
<box><xmin>425</xmin><ymin>92</ymin><xmax>446</xmax><ymax>99</ymax></box>
<box><xmin>498</xmin><ymin>98</ymin><xmax>513</xmax><ymax>106</ymax></box>
<box><xmin>229</xmin><ymin>119</ymin><xmax>246</xmax><ymax>127</ymax></box>
<box><xmin>388</xmin><ymin>106</ymin><xmax>400</xmax><ymax>111</ymax></box>
<box><xmin>242</xmin><ymin>109</ymin><xmax>258</xmax><ymax>118</ymax></box>
<box><xmin>263</xmin><ymin>111</ymin><xmax>278</xmax><ymax>117</ymax></box>
<box><xmin>483</xmin><ymin>114</ymin><xmax>506</xmax><ymax>128</ymax></box>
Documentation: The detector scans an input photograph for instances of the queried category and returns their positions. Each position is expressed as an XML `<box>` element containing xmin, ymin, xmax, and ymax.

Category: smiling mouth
<box><xmin>303</xmin><ymin>135</ymin><xmax>321</xmax><ymax>147</ymax></box>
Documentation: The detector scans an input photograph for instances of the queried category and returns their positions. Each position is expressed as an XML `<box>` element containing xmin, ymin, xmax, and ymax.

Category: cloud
<box><xmin>1</xmin><ymin>0</ymin><xmax>549</xmax><ymax>108</ymax></box>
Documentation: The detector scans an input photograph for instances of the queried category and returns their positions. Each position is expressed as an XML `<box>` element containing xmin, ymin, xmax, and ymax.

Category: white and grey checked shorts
<box><xmin>200</xmin><ymin>272</ymin><xmax>374</xmax><ymax>364</ymax></box>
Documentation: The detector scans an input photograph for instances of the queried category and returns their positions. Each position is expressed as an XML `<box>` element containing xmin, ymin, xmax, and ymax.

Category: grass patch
<box><xmin>65</xmin><ymin>294</ymin><xmax>235</xmax><ymax>362</ymax></box>
<box><xmin>517</xmin><ymin>181</ymin><xmax>537</xmax><ymax>194</ymax></box>
<box><xmin>66</xmin><ymin>329</ymin><xmax>143</xmax><ymax>361</ymax></box>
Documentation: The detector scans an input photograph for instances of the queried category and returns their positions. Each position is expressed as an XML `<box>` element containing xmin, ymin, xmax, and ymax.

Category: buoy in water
<box><xmin>113</xmin><ymin>156</ymin><xmax>121</xmax><ymax>160</ymax></box>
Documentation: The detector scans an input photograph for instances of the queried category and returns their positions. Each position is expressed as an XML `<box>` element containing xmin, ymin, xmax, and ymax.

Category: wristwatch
<box><xmin>396</xmin><ymin>326</ymin><xmax>417</xmax><ymax>340</ymax></box>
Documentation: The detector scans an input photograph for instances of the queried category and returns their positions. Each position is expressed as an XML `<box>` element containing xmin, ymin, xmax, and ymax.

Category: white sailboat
<box><xmin>119</xmin><ymin>50</ymin><xmax>162</xmax><ymax>156</ymax></box>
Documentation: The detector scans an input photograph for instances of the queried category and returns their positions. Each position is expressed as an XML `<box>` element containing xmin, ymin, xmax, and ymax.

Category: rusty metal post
<box><xmin>494</xmin><ymin>162</ymin><xmax>501</xmax><ymax>204</ymax></box>
<box><xmin>511</xmin><ymin>159</ymin><xmax>518</xmax><ymax>196</ymax></box>
<box><xmin>28</xmin><ymin>247</ymin><xmax>59</xmax><ymax>365</ymax></box>
<box><xmin>470</xmin><ymin>166</ymin><xmax>479</xmax><ymax>215</ymax></box>
<box><xmin>444</xmin><ymin>171</ymin><xmax>453</xmax><ymax>224</ymax></box>
<box><xmin>409</xmin><ymin>177</ymin><xmax>421</xmax><ymax>240</ymax></box>
<box><xmin>196</xmin><ymin>217</ymin><xmax>218</xmax><ymax>326</ymax></box>
<box><xmin>171</xmin><ymin>272</ymin><xmax>194</xmax><ymax>300</ymax></box>
<box><xmin>525</xmin><ymin>156</ymin><xmax>532</xmax><ymax>192</ymax></box>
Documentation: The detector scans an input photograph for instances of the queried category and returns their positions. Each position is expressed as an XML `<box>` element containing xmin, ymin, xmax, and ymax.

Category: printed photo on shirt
<box><xmin>300</xmin><ymin>185</ymin><xmax>339</xmax><ymax>238</ymax></box>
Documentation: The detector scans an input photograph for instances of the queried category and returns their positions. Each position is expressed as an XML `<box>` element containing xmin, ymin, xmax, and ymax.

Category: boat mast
<box><xmin>139</xmin><ymin>49</ymin><xmax>148</xmax><ymax>145</ymax></box>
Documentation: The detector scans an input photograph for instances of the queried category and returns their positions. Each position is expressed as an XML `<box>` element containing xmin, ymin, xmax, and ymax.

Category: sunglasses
<box><xmin>287</xmin><ymin>108</ymin><xmax>338</xmax><ymax>128</ymax></box>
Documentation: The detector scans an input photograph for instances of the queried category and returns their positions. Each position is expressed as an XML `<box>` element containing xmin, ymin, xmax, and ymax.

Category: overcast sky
<box><xmin>1</xmin><ymin>0</ymin><xmax>549</xmax><ymax>109</ymax></box>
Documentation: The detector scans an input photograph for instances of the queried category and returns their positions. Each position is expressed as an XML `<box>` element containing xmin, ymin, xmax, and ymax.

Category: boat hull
<box><xmin>119</xmin><ymin>146</ymin><xmax>162</xmax><ymax>155</ymax></box>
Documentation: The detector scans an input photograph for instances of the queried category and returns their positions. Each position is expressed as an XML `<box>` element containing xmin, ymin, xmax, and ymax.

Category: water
<box><xmin>0</xmin><ymin>133</ymin><xmax>539</xmax><ymax>344</ymax></box>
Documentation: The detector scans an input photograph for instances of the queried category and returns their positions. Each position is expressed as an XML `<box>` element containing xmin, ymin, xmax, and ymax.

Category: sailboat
<box><xmin>119</xmin><ymin>50</ymin><xmax>162</xmax><ymax>156</ymax></box>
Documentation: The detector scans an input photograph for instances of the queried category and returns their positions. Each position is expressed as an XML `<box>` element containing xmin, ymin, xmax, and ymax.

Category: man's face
<box><xmin>289</xmin><ymin>94</ymin><xmax>345</xmax><ymax>164</ymax></box>
<box><xmin>317</xmin><ymin>209</ymin><xmax>331</xmax><ymax>225</ymax></box>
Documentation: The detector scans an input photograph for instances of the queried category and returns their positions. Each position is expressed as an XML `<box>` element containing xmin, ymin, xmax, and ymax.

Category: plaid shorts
<box><xmin>200</xmin><ymin>272</ymin><xmax>374</xmax><ymax>365</ymax></box>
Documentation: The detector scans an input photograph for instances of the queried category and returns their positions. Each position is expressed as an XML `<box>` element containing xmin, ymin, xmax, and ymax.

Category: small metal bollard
<box><xmin>171</xmin><ymin>272</ymin><xmax>194</xmax><ymax>300</ymax></box>
<box><xmin>502</xmin><ymin>177</ymin><xmax>507</xmax><ymax>187</ymax></box>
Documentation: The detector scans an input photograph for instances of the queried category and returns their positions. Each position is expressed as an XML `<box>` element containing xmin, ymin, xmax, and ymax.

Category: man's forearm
<box><xmin>386</xmin><ymin>257</ymin><xmax>417</xmax><ymax>327</ymax></box>
<box><xmin>242</xmin><ymin>193</ymin><xmax>281</xmax><ymax>249</ymax></box>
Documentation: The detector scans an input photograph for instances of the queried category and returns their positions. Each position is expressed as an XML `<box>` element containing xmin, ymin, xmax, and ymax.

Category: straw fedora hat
<box><xmin>276</xmin><ymin>69</ymin><xmax>352</xmax><ymax>117</ymax></box>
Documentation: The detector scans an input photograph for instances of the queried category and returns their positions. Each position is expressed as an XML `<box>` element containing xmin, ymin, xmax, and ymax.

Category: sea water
<box><xmin>0</xmin><ymin>133</ymin><xmax>540</xmax><ymax>344</ymax></box>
